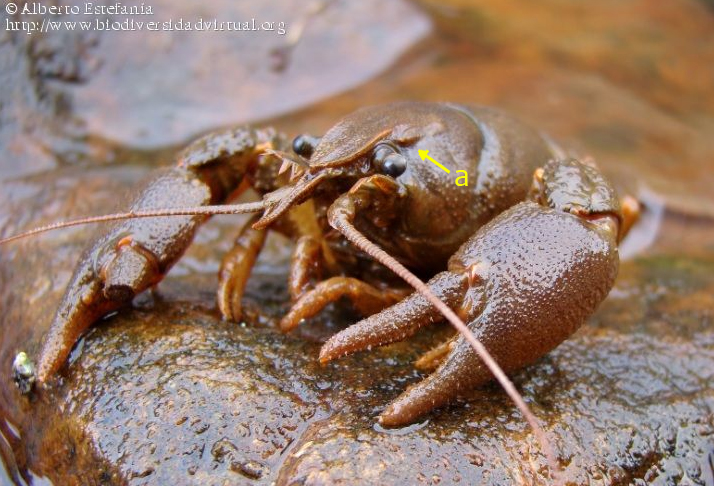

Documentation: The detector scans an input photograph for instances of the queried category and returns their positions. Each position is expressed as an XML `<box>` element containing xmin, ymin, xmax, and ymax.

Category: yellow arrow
<box><xmin>418</xmin><ymin>149</ymin><xmax>450</xmax><ymax>174</ymax></box>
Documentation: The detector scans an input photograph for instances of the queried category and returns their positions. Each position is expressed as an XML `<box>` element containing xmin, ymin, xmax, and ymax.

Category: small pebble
<box><xmin>12</xmin><ymin>351</ymin><xmax>36</xmax><ymax>394</ymax></box>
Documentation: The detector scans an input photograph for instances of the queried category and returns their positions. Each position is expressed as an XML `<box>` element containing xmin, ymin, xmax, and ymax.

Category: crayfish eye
<box><xmin>373</xmin><ymin>146</ymin><xmax>407</xmax><ymax>177</ymax></box>
<box><xmin>292</xmin><ymin>134</ymin><xmax>320</xmax><ymax>158</ymax></box>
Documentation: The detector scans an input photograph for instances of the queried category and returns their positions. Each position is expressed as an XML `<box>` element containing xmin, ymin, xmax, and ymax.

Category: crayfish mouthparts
<box><xmin>253</xmin><ymin>171</ymin><xmax>328</xmax><ymax>229</ymax></box>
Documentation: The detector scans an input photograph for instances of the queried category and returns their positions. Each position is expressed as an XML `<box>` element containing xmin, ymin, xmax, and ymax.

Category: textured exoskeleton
<box><xmin>321</xmin><ymin>160</ymin><xmax>623</xmax><ymax>425</ymax></box>
<box><xmin>12</xmin><ymin>102</ymin><xmax>637</xmax><ymax>425</ymax></box>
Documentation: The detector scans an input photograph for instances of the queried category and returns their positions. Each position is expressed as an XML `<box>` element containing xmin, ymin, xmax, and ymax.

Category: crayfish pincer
<box><xmin>2</xmin><ymin>102</ymin><xmax>638</xmax><ymax>431</ymax></box>
<box><xmin>321</xmin><ymin>159</ymin><xmax>624</xmax><ymax>425</ymax></box>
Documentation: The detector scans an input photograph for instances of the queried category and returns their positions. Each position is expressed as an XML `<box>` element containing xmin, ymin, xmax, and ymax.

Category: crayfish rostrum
<box><xmin>3</xmin><ymin>102</ymin><xmax>639</xmax><ymax>430</ymax></box>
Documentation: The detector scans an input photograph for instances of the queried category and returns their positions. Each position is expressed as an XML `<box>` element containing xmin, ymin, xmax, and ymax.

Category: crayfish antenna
<box><xmin>329</xmin><ymin>214</ymin><xmax>562</xmax><ymax>484</ymax></box>
<box><xmin>0</xmin><ymin>202</ymin><xmax>265</xmax><ymax>245</ymax></box>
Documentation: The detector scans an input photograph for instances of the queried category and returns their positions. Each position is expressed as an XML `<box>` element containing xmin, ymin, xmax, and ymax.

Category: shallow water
<box><xmin>1</xmin><ymin>1</ymin><xmax>713</xmax><ymax>484</ymax></box>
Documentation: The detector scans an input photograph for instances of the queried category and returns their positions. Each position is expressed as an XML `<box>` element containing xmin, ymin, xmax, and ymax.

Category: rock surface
<box><xmin>4</xmin><ymin>242</ymin><xmax>714</xmax><ymax>485</ymax></box>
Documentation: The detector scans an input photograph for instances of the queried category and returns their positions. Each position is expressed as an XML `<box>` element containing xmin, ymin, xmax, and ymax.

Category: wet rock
<box><xmin>0</xmin><ymin>0</ymin><xmax>430</xmax><ymax>155</ymax></box>
<box><xmin>3</xmin><ymin>252</ymin><xmax>714</xmax><ymax>485</ymax></box>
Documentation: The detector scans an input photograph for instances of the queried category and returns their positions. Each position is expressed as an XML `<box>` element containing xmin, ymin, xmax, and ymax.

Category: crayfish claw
<box><xmin>329</xmin><ymin>195</ymin><xmax>620</xmax><ymax>425</ymax></box>
<box><xmin>379</xmin><ymin>338</ymin><xmax>490</xmax><ymax>427</ymax></box>
<box><xmin>36</xmin><ymin>256</ymin><xmax>124</xmax><ymax>384</ymax></box>
<box><xmin>31</xmin><ymin>123</ymin><xmax>289</xmax><ymax>382</ymax></box>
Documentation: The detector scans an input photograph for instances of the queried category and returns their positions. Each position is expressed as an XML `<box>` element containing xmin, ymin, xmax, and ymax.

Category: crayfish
<box><xmin>2</xmin><ymin>102</ymin><xmax>639</xmax><ymax>474</ymax></box>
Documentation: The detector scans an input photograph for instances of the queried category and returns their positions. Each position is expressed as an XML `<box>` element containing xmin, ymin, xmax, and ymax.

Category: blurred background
<box><xmin>0</xmin><ymin>1</ymin><xmax>713</xmax><ymax>484</ymax></box>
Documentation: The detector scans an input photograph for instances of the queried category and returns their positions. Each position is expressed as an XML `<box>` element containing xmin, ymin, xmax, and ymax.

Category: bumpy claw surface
<box><xmin>36</xmin><ymin>169</ymin><xmax>214</xmax><ymax>383</ymax></box>
<box><xmin>321</xmin><ymin>198</ymin><xmax>620</xmax><ymax>426</ymax></box>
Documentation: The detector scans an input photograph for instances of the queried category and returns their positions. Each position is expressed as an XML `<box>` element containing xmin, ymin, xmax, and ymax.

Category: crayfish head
<box><xmin>253</xmin><ymin>102</ymin><xmax>462</xmax><ymax>229</ymax></box>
